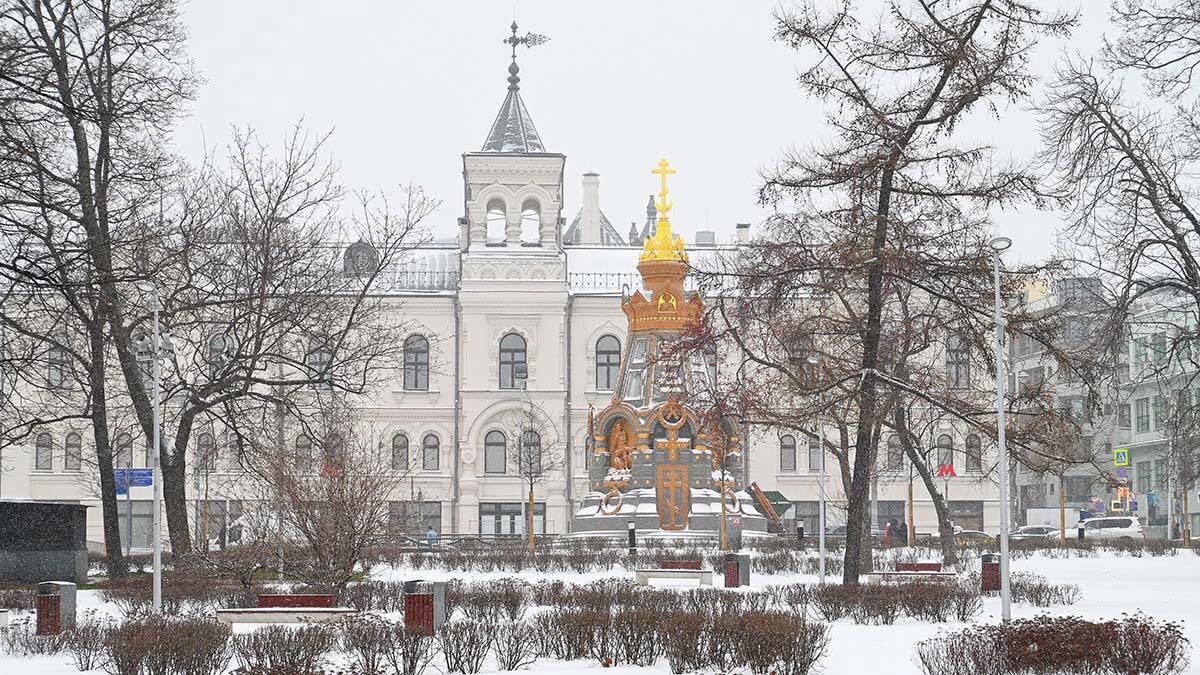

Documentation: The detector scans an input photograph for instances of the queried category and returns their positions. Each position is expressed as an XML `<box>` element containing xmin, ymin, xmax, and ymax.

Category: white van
<box><xmin>1074</xmin><ymin>516</ymin><xmax>1145</xmax><ymax>540</ymax></box>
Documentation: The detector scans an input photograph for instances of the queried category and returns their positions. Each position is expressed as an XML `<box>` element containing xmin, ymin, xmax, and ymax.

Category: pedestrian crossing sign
<box><xmin>1113</xmin><ymin>447</ymin><xmax>1130</xmax><ymax>467</ymax></box>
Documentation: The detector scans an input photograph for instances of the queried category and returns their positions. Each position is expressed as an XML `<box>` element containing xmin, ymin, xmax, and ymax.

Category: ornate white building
<box><xmin>0</xmin><ymin>38</ymin><xmax>1005</xmax><ymax>549</ymax></box>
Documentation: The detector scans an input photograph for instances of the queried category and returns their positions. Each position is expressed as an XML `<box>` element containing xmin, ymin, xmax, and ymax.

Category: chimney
<box><xmin>580</xmin><ymin>172</ymin><xmax>601</xmax><ymax>244</ymax></box>
<box><xmin>736</xmin><ymin>222</ymin><xmax>750</xmax><ymax>243</ymax></box>
<box><xmin>695</xmin><ymin>230</ymin><xmax>716</xmax><ymax>247</ymax></box>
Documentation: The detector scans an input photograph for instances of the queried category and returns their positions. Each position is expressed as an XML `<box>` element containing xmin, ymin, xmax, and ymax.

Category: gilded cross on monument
<box><xmin>651</xmin><ymin>158</ymin><xmax>676</xmax><ymax>216</ymax></box>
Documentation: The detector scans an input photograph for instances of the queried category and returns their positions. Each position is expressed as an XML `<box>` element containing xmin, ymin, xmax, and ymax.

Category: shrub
<box><xmin>531</xmin><ymin>609</ymin><xmax>594</xmax><ymax>661</ymax></box>
<box><xmin>340</xmin><ymin>615</ymin><xmax>394</xmax><ymax>675</ymax></box>
<box><xmin>0</xmin><ymin>586</ymin><xmax>36</xmax><ymax>610</ymax></box>
<box><xmin>438</xmin><ymin>621</ymin><xmax>490</xmax><ymax>674</ymax></box>
<box><xmin>707</xmin><ymin>613</ymin><xmax>743</xmax><ymax>672</ymax></box>
<box><xmin>737</xmin><ymin>612</ymin><xmax>829</xmax><ymax>675</ymax></box>
<box><xmin>1</xmin><ymin>617</ymin><xmax>66</xmax><ymax>656</ymax></box>
<box><xmin>898</xmin><ymin>582</ymin><xmax>954</xmax><ymax>623</ymax></box>
<box><xmin>915</xmin><ymin>615</ymin><xmax>1190</xmax><ymax>675</ymax></box>
<box><xmin>659</xmin><ymin>611</ymin><xmax>708</xmax><ymax>674</ymax></box>
<box><xmin>491</xmin><ymin>620</ymin><xmax>537</xmax><ymax>671</ymax></box>
<box><xmin>613</xmin><ymin>610</ymin><xmax>661</xmax><ymax>666</ymax></box>
<box><xmin>1009</xmin><ymin>573</ymin><xmax>1081</xmax><ymax>607</ymax></box>
<box><xmin>232</xmin><ymin>624</ymin><xmax>334</xmax><ymax>674</ymax></box>
<box><xmin>851</xmin><ymin>585</ymin><xmax>901</xmax><ymax>625</ymax></box>
<box><xmin>811</xmin><ymin>584</ymin><xmax>857</xmax><ymax>622</ymax></box>
<box><xmin>949</xmin><ymin>586</ymin><xmax>983</xmax><ymax>622</ymax></box>
<box><xmin>65</xmin><ymin>613</ymin><xmax>113</xmax><ymax>671</ymax></box>
<box><xmin>102</xmin><ymin>616</ymin><xmax>231</xmax><ymax>675</ymax></box>
<box><xmin>383</xmin><ymin>622</ymin><xmax>438</xmax><ymax>675</ymax></box>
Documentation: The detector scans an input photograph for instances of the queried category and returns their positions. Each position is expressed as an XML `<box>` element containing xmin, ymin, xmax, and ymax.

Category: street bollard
<box><xmin>36</xmin><ymin>582</ymin><xmax>76</xmax><ymax>635</ymax></box>
<box><xmin>1077</xmin><ymin>523</ymin><xmax>1086</xmax><ymax>540</ymax></box>
<box><xmin>627</xmin><ymin>521</ymin><xmax>636</xmax><ymax>558</ymax></box>
<box><xmin>797</xmin><ymin>523</ymin><xmax>805</xmax><ymax>545</ymax></box>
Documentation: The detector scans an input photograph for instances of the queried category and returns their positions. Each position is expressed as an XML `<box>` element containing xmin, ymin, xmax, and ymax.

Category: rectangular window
<box><xmin>947</xmin><ymin>501</ymin><xmax>984</xmax><ymax>532</ymax></box>
<box><xmin>1118</xmin><ymin>404</ymin><xmax>1131</xmax><ymax>429</ymax></box>
<box><xmin>1133</xmin><ymin>337</ymin><xmax>1147</xmax><ymax>365</ymax></box>
<box><xmin>389</xmin><ymin>501</ymin><xmax>442</xmax><ymax>535</ymax></box>
<box><xmin>1153</xmin><ymin>395</ymin><xmax>1168</xmax><ymax>430</ymax></box>
<box><xmin>1135</xmin><ymin>398</ymin><xmax>1151</xmax><ymax>432</ymax></box>
<box><xmin>792</xmin><ymin>501</ymin><xmax>819</xmax><ymax>536</ymax></box>
<box><xmin>807</xmin><ymin>436</ymin><xmax>821</xmax><ymax>473</ymax></box>
<box><xmin>1154</xmin><ymin>460</ymin><xmax>1168</xmax><ymax>492</ymax></box>
<box><xmin>194</xmin><ymin>500</ymin><xmax>243</xmax><ymax>550</ymax></box>
<box><xmin>779</xmin><ymin>436</ymin><xmax>796</xmax><ymax>472</ymax></box>
<box><xmin>117</xmin><ymin>500</ymin><xmax>154</xmax><ymax>551</ymax></box>
<box><xmin>1136</xmin><ymin>461</ymin><xmax>1152</xmax><ymax>495</ymax></box>
<box><xmin>875</xmin><ymin>501</ymin><xmax>906</xmax><ymax>530</ymax></box>
<box><xmin>479</xmin><ymin>502</ymin><xmax>544</xmax><ymax>536</ymax></box>
<box><xmin>1064</xmin><ymin>476</ymin><xmax>1095</xmax><ymax>502</ymax></box>
<box><xmin>1020</xmin><ymin>484</ymin><xmax>1048</xmax><ymax>508</ymax></box>
<box><xmin>1151</xmin><ymin>332</ymin><xmax>1167</xmax><ymax>365</ymax></box>
<box><xmin>35</xmin><ymin>435</ymin><xmax>52</xmax><ymax>471</ymax></box>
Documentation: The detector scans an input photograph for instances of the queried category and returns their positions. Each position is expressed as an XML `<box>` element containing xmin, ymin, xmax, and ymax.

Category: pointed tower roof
<box><xmin>481</xmin><ymin>22</ymin><xmax>548</xmax><ymax>153</ymax></box>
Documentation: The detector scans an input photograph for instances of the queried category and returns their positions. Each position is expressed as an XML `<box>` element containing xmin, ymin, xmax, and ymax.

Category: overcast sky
<box><xmin>177</xmin><ymin>1</ymin><xmax>1107</xmax><ymax>263</ymax></box>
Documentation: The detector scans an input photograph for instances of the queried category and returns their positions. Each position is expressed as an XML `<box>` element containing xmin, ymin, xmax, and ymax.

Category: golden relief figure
<box><xmin>607</xmin><ymin>419</ymin><xmax>633</xmax><ymax>471</ymax></box>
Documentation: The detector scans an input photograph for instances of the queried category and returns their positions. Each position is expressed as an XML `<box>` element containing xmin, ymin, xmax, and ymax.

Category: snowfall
<box><xmin>3</xmin><ymin>549</ymin><xmax>1198</xmax><ymax>674</ymax></box>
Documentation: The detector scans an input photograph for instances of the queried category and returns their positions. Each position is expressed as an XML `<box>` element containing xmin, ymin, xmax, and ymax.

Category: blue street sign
<box><xmin>114</xmin><ymin>468</ymin><xmax>154</xmax><ymax>495</ymax></box>
<box><xmin>1130</xmin><ymin>500</ymin><xmax>1139</xmax><ymax>512</ymax></box>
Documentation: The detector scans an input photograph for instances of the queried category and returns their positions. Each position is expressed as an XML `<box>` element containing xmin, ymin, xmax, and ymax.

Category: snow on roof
<box><xmin>481</xmin><ymin>88</ymin><xmax>545</xmax><ymax>153</ymax></box>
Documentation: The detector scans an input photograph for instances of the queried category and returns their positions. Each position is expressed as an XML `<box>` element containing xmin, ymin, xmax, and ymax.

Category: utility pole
<box><xmin>990</xmin><ymin>236</ymin><xmax>1013</xmax><ymax>623</ymax></box>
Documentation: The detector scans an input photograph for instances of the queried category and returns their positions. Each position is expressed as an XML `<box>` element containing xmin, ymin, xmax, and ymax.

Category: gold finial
<box><xmin>652</xmin><ymin>158</ymin><xmax>676</xmax><ymax>216</ymax></box>
<box><xmin>641</xmin><ymin>158</ymin><xmax>689</xmax><ymax>263</ymax></box>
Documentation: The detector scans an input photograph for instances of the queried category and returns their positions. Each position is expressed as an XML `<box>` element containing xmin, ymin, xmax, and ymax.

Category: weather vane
<box><xmin>504</xmin><ymin>21</ymin><xmax>550</xmax><ymax>60</ymax></box>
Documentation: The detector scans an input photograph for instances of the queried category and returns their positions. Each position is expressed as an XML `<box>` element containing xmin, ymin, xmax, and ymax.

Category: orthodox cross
<box><xmin>503</xmin><ymin>21</ymin><xmax>550</xmax><ymax>60</ymax></box>
<box><xmin>651</xmin><ymin>158</ymin><xmax>676</xmax><ymax>216</ymax></box>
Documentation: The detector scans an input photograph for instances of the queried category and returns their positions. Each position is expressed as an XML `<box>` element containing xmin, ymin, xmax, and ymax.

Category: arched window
<box><xmin>422</xmin><ymin>434</ymin><xmax>440</xmax><ymax>471</ymax></box>
<box><xmin>780</xmin><ymin>434</ymin><xmax>797</xmax><ymax>472</ymax></box>
<box><xmin>403</xmin><ymin>335</ymin><xmax>429</xmax><ymax>391</ymax></box>
<box><xmin>35</xmin><ymin>433</ymin><xmax>52</xmax><ymax>471</ymax></box>
<box><xmin>114</xmin><ymin>432</ymin><xmax>133</xmax><ymax>468</ymax></box>
<box><xmin>392</xmin><ymin>434</ymin><xmax>409</xmax><ymax>471</ymax></box>
<box><xmin>519</xmin><ymin>430</ymin><xmax>542</xmax><ymax>475</ymax></box>
<box><xmin>486</xmin><ymin>199</ymin><xmax>507</xmax><ymax>245</ymax></box>
<box><xmin>208</xmin><ymin>334</ymin><xmax>235</xmax><ymax>379</ymax></box>
<box><xmin>887</xmin><ymin>435</ymin><xmax>904</xmax><ymax>470</ymax></box>
<box><xmin>520</xmin><ymin>201</ymin><xmax>540</xmax><ymax>245</ymax></box>
<box><xmin>196</xmin><ymin>432</ymin><xmax>216</xmax><ymax>471</ymax></box>
<box><xmin>946</xmin><ymin>335</ymin><xmax>970</xmax><ymax>389</ymax></box>
<box><xmin>595</xmin><ymin>335</ymin><xmax>621</xmax><ymax>391</ymax></box>
<box><xmin>295</xmin><ymin>436</ymin><xmax>313</xmax><ymax>472</ymax></box>
<box><xmin>499</xmin><ymin>333</ymin><xmax>527</xmax><ymax>390</ymax></box>
<box><xmin>937</xmin><ymin>434</ymin><xmax>955</xmax><ymax>472</ymax></box>
<box><xmin>64</xmin><ymin>432</ymin><xmax>81</xmax><ymax>471</ymax></box>
<box><xmin>306</xmin><ymin>339</ymin><xmax>333</xmax><ymax>390</ymax></box>
<box><xmin>966</xmin><ymin>434</ymin><xmax>982</xmax><ymax>473</ymax></box>
<box><xmin>484</xmin><ymin>430</ymin><xmax>507</xmax><ymax>474</ymax></box>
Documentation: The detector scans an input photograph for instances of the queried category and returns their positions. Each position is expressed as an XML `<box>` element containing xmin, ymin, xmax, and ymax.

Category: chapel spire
<box><xmin>481</xmin><ymin>22</ymin><xmax>550</xmax><ymax>153</ymax></box>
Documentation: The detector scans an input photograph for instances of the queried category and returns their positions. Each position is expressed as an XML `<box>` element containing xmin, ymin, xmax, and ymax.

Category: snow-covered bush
<box><xmin>232</xmin><ymin>624</ymin><xmax>334</xmax><ymax>674</ymax></box>
<box><xmin>915</xmin><ymin>614</ymin><xmax>1190</xmax><ymax>675</ymax></box>
<box><xmin>437</xmin><ymin>620</ymin><xmax>490</xmax><ymax>674</ymax></box>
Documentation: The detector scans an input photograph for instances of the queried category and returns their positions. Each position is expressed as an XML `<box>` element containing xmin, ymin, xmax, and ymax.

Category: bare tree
<box><xmin>239</xmin><ymin>397</ymin><xmax>408</xmax><ymax>591</ymax></box>
<box><xmin>1039</xmin><ymin>0</ymin><xmax>1200</xmax><ymax>541</ymax></box>
<box><xmin>499</xmin><ymin>401</ymin><xmax>562</xmax><ymax>555</ymax></box>
<box><xmin>701</xmin><ymin>1</ymin><xmax>1074</xmax><ymax>583</ymax></box>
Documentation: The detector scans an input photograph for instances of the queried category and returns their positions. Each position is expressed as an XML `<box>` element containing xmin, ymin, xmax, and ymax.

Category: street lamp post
<box><xmin>990</xmin><ymin>236</ymin><xmax>1013</xmax><ymax>623</ymax></box>
<box><xmin>808</xmin><ymin>355</ymin><xmax>827</xmax><ymax>584</ymax></box>
<box><xmin>136</xmin><ymin>283</ymin><xmax>164</xmax><ymax>613</ymax></box>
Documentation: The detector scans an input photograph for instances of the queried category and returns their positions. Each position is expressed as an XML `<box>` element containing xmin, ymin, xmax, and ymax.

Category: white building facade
<box><xmin>0</xmin><ymin>54</ymin><xmax>1004</xmax><ymax>549</ymax></box>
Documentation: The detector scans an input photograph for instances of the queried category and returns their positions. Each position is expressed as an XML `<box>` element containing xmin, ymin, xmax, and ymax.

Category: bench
<box><xmin>215</xmin><ymin>607</ymin><xmax>356</xmax><ymax>625</ymax></box>
<box><xmin>634</xmin><ymin>569</ymin><xmax>714</xmax><ymax>586</ymax></box>
<box><xmin>895</xmin><ymin>562</ymin><xmax>943</xmax><ymax>573</ymax></box>
<box><xmin>658</xmin><ymin>560</ymin><xmax>703</xmax><ymax>570</ymax></box>
<box><xmin>258</xmin><ymin>593</ymin><xmax>336</xmax><ymax>608</ymax></box>
<box><xmin>864</xmin><ymin>571</ymin><xmax>958</xmax><ymax>584</ymax></box>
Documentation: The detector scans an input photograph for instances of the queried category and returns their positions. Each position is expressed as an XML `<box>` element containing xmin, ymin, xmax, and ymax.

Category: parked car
<box><xmin>1005</xmin><ymin>525</ymin><xmax>1056</xmax><ymax>542</ymax></box>
<box><xmin>1053</xmin><ymin>516</ymin><xmax>1145</xmax><ymax>540</ymax></box>
<box><xmin>953</xmin><ymin>530</ymin><xmax>994</xmax><ymax>544</ymax></box>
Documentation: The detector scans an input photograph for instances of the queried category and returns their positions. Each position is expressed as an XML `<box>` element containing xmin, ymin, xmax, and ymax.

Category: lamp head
<box><xmin>989</xmin><ymin>236</ymin><xmax>1013</xmax><ymax>253</ymax></box>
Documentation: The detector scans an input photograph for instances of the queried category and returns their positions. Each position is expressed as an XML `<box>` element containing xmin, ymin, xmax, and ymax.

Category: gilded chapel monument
<box><xmin>572</xmin><ymin>161</ymin><xmax>768</xmax><ymax>538</ymax></box>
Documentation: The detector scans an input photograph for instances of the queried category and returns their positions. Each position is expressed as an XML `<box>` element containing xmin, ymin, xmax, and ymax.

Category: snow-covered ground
<box><xmin>3</xmin><ymin>549</ymin><xmax>1198</xmax><ymax>674</ymax></box>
